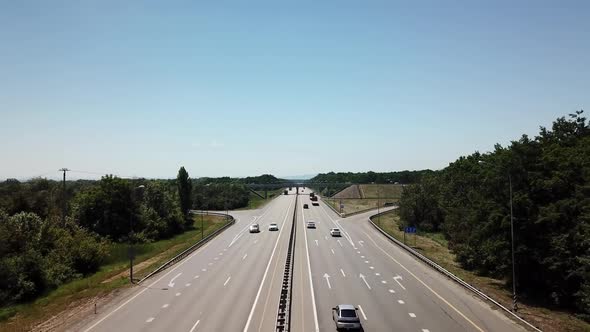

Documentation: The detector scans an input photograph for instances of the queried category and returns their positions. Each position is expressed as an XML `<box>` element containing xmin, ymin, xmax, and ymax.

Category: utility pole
<box><xmin>509</xmin><ymin>174</ymin><xmax>518</xmax><ymax>312</ymax></box>
<box><xmin>59</xmin><ymin>168</ymin><xmax>69</xmax><ymax>225</ymax></box>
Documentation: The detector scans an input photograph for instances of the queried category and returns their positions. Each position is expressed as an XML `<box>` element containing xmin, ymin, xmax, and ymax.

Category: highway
<box><xmin>78</xmin><ymin>187</ymin><xmax>525</xmax><ymax>332</ymax></box>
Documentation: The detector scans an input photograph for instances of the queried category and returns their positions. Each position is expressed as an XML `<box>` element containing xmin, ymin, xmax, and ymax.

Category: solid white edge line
<box><xmin>188</xmin><ymin>319</ymin><xmax>200</xmax><ymax>332</ymax></box>
<box><xmin>243</xmin><ymin>198</ymin><xmax>294</xmax><ymax>332</ymax></box>
<box><xmin>357</xmin><ymin>304</ymin><xmax>368</xmax><ymax>320</ymax></box>
<box><xmin>301</xmin><ymin>198</ymin><xmax>320</xmax><ymax>332</ymax></box>
<box><xmin>224</xmin><ymin>276</ymin><xmax>231</xmax><ymax>287</ymax></box>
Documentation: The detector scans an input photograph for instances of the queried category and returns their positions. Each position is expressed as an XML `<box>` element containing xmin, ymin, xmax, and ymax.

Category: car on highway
<box><xmin>268</xmin><ymin>223</ymin><xmax>279</xmax><ymax>231</ymax></box>
<box><xmin>249</xmin><ymin>223</ymin><xmax>260</xmax><ymax>233</ymax></box>
<box><xmin>303</xmin><ymin>204</ymin><xmax>309</xmax><ymax>209</ymax></box>
<box><xmin>332</xmin><ymin>304</ymin><xmax>362</xmax><ymax>330</ymax></box>
<box><xmin>312</xmin><ymin>202</ymin><xmax>319</xmax><ymax>206</ymax></box>
<box><xmin>330</xmin><ymin>228</ymin><xmax>341</xmax><ymax>237</ymax></box>
<box><xmin>306</xmin><ymin>221</ymin><xmax>316</xmax><ymax>228</ymax></box>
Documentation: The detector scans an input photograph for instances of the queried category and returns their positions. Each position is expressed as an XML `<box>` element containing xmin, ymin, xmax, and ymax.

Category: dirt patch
<box><xmin>332</xmin><ymin>185</ymin><xmax>362</xmax><ymax>199</ymax></box>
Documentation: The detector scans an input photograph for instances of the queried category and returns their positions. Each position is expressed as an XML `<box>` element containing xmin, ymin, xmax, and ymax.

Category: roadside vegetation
<box><xmin>0</xmin><ymin>169</ymin><xmax>284</xmax><ymax>329</ymax></box>
<box><xmin>374</xmin><ymin>211</ymin><xmax>589</xmax><ymax>332</ymax></box>
<box><xmin>396</xmin><ymin>111</ymin><xmax>590</xmax><ymax>327</ymax></box>
<box><xmin>324</xmin><ymin>198</ymin><xmax>395</xmax><ymax>215</ymax></box>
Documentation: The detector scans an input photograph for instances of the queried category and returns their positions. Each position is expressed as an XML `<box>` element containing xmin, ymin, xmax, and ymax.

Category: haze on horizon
<box><xmin>1</xmin><ymin>1</ymin><xmax>588</xmax><ymax>181</ymax></box>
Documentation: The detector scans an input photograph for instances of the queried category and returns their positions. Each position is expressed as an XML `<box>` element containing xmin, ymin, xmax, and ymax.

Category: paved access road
<box><xmin>79</xmin><ymin>187</ymin><xmax>525</xmax><ymax>332</ymax></box>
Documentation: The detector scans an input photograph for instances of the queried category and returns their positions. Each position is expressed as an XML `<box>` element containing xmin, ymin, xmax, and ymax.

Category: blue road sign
<box><xmin>405</xmin><ymin>227</ymin><xmax>417</xmax><ymax>233</ymax></box>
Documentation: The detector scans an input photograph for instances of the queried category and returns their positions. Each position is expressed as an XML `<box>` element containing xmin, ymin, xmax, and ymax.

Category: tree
<box><xmin>177</xmin><ymin>167</ymin><xmax>193</xmax><ymax>219</ymax></box>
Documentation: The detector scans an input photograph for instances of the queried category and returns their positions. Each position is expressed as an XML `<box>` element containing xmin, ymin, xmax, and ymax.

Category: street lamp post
<box><xmin>480</xmin><ymin>161</ymin><xmax>517</xmax><ymax>312</ymax></box>
<box><xmin>129</xmin><ymin>185</ymin><xmax>145</xmax><ymax>284</ymax></box>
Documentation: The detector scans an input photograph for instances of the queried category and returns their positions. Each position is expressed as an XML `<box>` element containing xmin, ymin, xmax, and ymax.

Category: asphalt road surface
<box><xmin>79</xmin><ymin>187</ymin><xmax>525</xmax><ymax>332</ymax></box>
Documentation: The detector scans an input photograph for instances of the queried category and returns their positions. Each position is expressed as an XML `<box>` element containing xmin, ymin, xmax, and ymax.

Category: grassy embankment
<box><xmin>373</xmin><ymin>211</ymin><xmax>590</xmax><ymax>332</ymax></box>
<box><xmin>325</xmin><ymin>184</ymin><xmax>403</xmax><ymax>215</ymax></box>
<box><xmin>0</xmin><ymin>214</ymin><xmax>228</xmax><ymax>332</ymax></box>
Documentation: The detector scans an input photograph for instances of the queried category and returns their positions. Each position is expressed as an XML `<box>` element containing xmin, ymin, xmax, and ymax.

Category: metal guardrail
<box><xmin>276</xmin><ymin>195</ymin><xmax>297</xmax><ymax>331</ymax></box>
<box><xmin>367</xmin><ymin>211</ymin><xmax>542</xmax><ymax>332</ymax></box>
<box><xmin>138</xmin><ymin>212</ymin><xmax>235</xmax><ymax>284</ymax></box>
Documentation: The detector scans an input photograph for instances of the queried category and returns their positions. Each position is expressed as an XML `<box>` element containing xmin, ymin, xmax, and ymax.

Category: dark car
<box><xmin>332</xmin><ymin>304</ymin><xmax>362</xmax><ymax>330</ymax></box>
<box><xmin>303</xmin><ymin>204</ymin><xmax>309</xmax><ymax>209</ymax></box>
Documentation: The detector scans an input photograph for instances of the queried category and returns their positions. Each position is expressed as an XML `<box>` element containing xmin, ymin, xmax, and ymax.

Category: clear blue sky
<box><xmin>1</xmin><ymin>1</ymin><xmax>588</xmax><ymax>180</ymax></box>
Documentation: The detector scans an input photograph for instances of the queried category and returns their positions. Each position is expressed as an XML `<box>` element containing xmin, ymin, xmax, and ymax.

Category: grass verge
<box><xmin>373</xmin><ymin>211</ymin><xmax>590</xmax><ymax>332</ymax></box>
<box><xmin>0</xmin><ymin>214</ymin><xmax>228</xmax><ymax>332</ymax></box>
<box><xmin>359</xmin><ymin>184</ymin><xmax>404</xmax><ymax>199</ymax></box>
<box><xmin>242</xmin><ymin>189</ymin><xmax>283</xmax><ymax>210</ymax></box>
<box><xmin>324</xmin><ymin>198</ymin><xmax>397</xmax><ymax>215</ymax></box>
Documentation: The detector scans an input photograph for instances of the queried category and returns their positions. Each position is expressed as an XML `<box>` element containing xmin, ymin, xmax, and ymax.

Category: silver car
<box><xmin>268</xmin><ymin>223</ymin><xmax>279</xmax><ymax>231</ymax></box>
<box><xmin>249</xmin><ymin>223</ymin><xmax>260</xmax><ymax>233</ymax></box>
<box><xmin>332</xmin><ymin>304</ymin><xmax>362</xmax><ymax>330</ymax></box>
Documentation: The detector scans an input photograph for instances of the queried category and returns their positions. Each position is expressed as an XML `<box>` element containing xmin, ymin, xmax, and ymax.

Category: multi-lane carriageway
<box><xmin>79</xmin><ymin>187</ymin><xmax>525</xmax><ymax>332</ymax></box>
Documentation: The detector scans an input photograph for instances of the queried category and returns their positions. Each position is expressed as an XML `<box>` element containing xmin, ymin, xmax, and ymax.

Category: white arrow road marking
<box><xmin>337</xmin><ymin>239</ymin><xmax>343</xmax><ymax>247</ymax></box>
<box><xmin>168</xmin><ymin>273</ymin><xmax>182</xmax><ymax>288</ymax></box>
<box><xmin>393</xmin><ymin>275</ymin><xmax>406</xmax><ymax>290</ymax></box>
<box><xmin>315</xmin><ymin>240</ymin><xmax>319</xmax><ymax>246</ymax></box>
<box><xmin>189</xmin><ymin>320</ymin><xmax>201</xmax><ymax>332</ymax></box>
<box><xmin>358</xmin><ymin>240</ymin><xmax>365</xmax><ymax>247</ymax></box>
<box><xmin>331</xmin><ymin>248</ymin><xmax>335</xmax><ymax>255</ymax></box>
<box><xmin>359</xmin><ymin>274</ymin><xmax>371</xmax><ymax>290</ymax></box>
<box><xmin>340</xmin><ymin>269</ymin><xmax>346</xmax><ymax>277</ymax></box>
<box><xmin>242</xmin><ymin>254</ymin><xmax>248</xmax><ymax>260</ymax></box>
<box><xmin>357</xmin><ymin>305</ymin><xmax>368</xmax><ymax>321</ymax></box>
<box><xmin>224</xmin><ymin>276</ymin><xmax>231</xmax><ymax>287</ymax></box>
<box><xmin>146</xmin><ymin>317</ymin><xmax>154</xmax><ymax>323</ymax></box>
<box><xmin>323</xmin><ymin>273</ymin><xmax>332</xmax><ymax>289</ymax></box>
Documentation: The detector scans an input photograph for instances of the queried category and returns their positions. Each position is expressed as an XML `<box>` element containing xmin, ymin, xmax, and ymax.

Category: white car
<box><xmin>268</xmin><ymin>223</ymin><xmax>279</xmax><ymax>231</ymax></box>
<box><xmin>307</xmin><ymin>221</ymin><xmax>316</xmax><ymax>228</ymax></box>
<box><xmin>249</xmin><ymin>224</ymin><xmax>260</xmax><ymax>233</ymax></box>
<box><xmin>330</xmin><ymin>228</ymin><xmax>341</xmax><ymax>237</ymax></box>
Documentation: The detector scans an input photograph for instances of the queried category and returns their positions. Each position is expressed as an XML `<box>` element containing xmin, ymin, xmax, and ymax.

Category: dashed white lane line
<box><xmin>361</xmin><ymin>255</ymin><xmax>365</xmax><ymax>258</ymax></box>
<box><xmin>202</xmin><ymin>268</ymin><xmax>207</xmax><ymax>272</ymax></box>
<box><xmin>369</xmin><ymin>266</ymin><xmax>375</xmax><ymax>270</ymax></box>
<box><xmin>381</xmin><ymin>280</ymin><xmax>387</xmax><ymax>284</ymax></box>
<box><xmin>331</xmin><ymin>248</ymin><xmax>335</xmax><ymax>255</ymax></box>
<box><xmin>208</xmin><ymin>262</ymin><xmax>213</xmax><ymax>266</ymax></box>
<box><xmin>375</xmin><ymin>273</ymin><xmax>381</xmax><ymax>276</ymax></box>
<box><xmin>219</xmin><ymin>252</ymin><xmax>223</xmax><ymax>256</ymax></box>
<box><xmin>242</xmin><ymin>254</ymin><xmax>248</xmax><ymax>260</ymax></box>
<box><xmin>175</xmin><ymin>292</ymin><xmax>181</xmax><ymax>296</ymax></box>
<box><xmin>388</xmin><ymin>289</ymin><xmax>395</xmax><ymax>293</ymax></box>
<box><xmin>214</xmin><ymin>257</ymin><xmax>219</xmax><ymax>260</ymax></box>
<box><xmin>364</xmin><ymin>260</ymin><xmax>370</xmax><ymax>264</ymax></box>
<box><xmin>315</xmin><ymin>240</ymin><xmax>319</xmax><ymax>246</ymax></box>
<box><xmin>189</xmin><ymin>319</ymin><xmax>201</xmax><ymax>332</ymax></box>
<box><xmin>398</xmin><ymin>300</ymin><xmax>405</xmax><ymax>304</ymax></box>
<box><xmin>224</xmin><ymin>276</ymin><xmax>231</xmax><ymax>287</ymax></box>
<box><xmin>324</xmin><ymin>235</ymin><xmax>328</xmax><ymax>240</ymax></box>
<box><xmin>194</xmin><ymin>275</ymin><xmax>199</xmax><ymax>279</ymax></box>
<box><xmin>340</xmin><ymin>269</ymin><xmax>346</xmax><ymax>277</ymax></box>
<box><xmin>254</xmin><ymin>239</ymin><xmax>258</xmax><ymax>244</ymax></box>
<box><xmin>357</xmin><ymin>305</ymin><xmax>368</xmax><ymax>321</ymax></box>
<box><xmin>422</xmin><ymin>329</ymin><xmax>430</xmax><ymax>332</ymax></box>
<box><xmin>162</xmin><ymin>304</ymin><xmax>169</xmax><ymax>308</ymax></box>
<box><xmin>409</xmin><ymin>313</ymin><xmax>416</xmax><ymax>318</ymax></box>
<box><xmin>185</xmin><ymin>283</ymin><xmax>191</xmax><ymax>287</ymax></box>
<box><xmin>337</xmin><ymin>239</ymin><xmax>343</xmax><ymax>247</ymax></box>
<box><xmin>146</xmin><ymin>317</ymin><xmax>154</xmax><ymax>323</ymax></box>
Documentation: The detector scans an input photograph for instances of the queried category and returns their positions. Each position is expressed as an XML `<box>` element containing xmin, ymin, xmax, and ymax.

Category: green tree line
<box><xmin>398</xmin><ymin>111</ymin><xmax>590</xmax><ymax>320</ymax></box>
<box><xmin>311</xmin><ymin>170</ymin><xmax>434</xmax><ymax>184</ymax></box>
